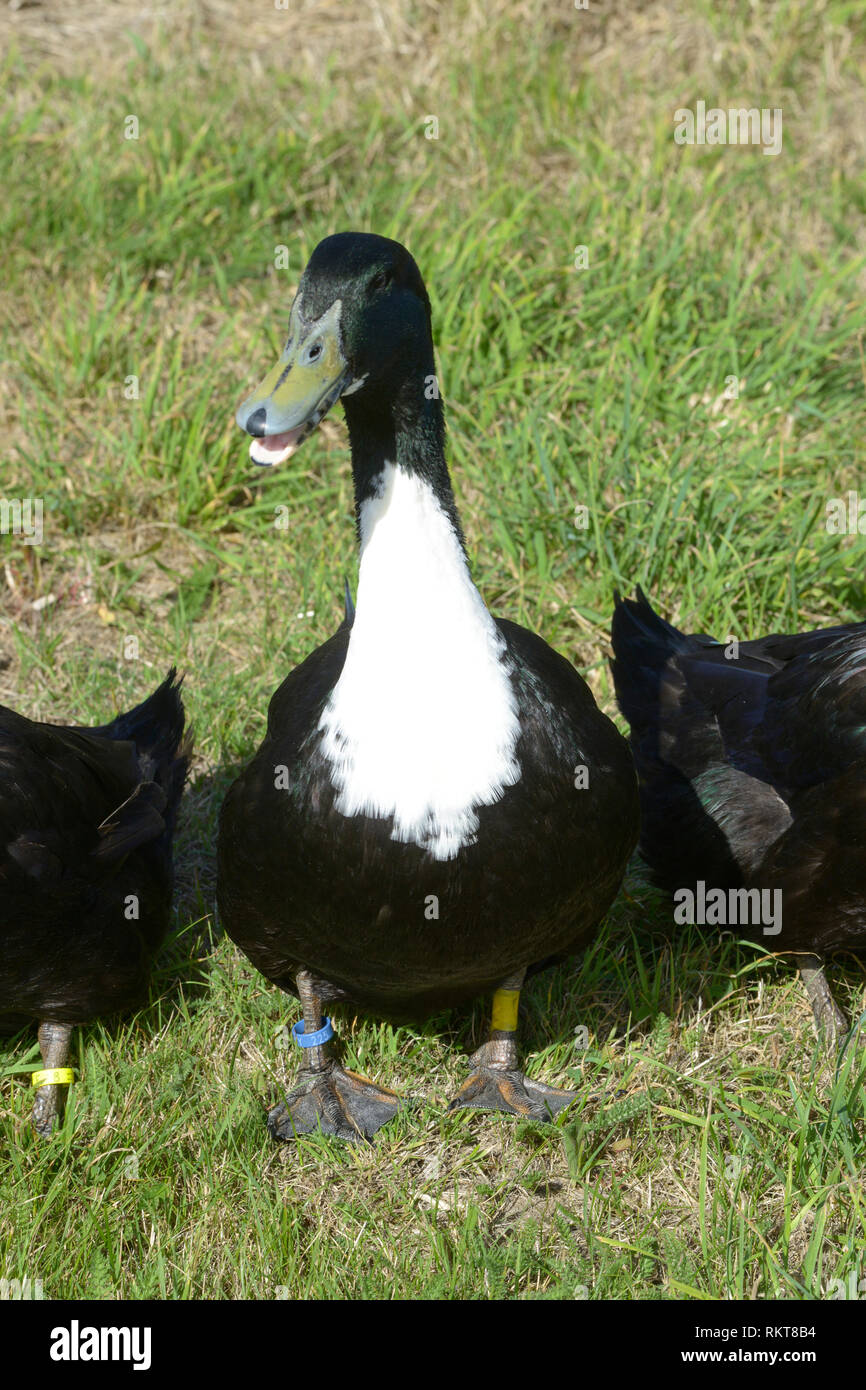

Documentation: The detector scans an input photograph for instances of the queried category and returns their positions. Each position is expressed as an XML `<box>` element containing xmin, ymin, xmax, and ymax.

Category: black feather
<box><xmin>0</xmin><ymin>670</ymin><xmax>191</xmax><ymax>1030</ymax></box>
<box><xmin>611</xmin><ymin>589</ymin><xmax>866</xmax><ymax>957</ymax></box>
<box><xmin>342</xmin><ymin>578</ymin><xmax>355</xmax><ymax>627</ymax></box>
<box><xmin>218</xmin><ymin>234</ymin><xmax>639</xmax><ymax>1027</ymax></box>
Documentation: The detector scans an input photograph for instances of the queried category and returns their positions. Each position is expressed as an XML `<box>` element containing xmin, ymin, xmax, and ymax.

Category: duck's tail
<box><xmin>610</xmin><ymin>586</ymin><xmax>696</xmax><ymax>732</ymax></box>
<box><xmin>87</xmin><ymin>668</ymin><xmax>192</xmax><ymax>827</ymax></box>
<box><xmin>610</xmin><ymin>590</ymin><xmax>782</xmax><ymax>891</ymax></box>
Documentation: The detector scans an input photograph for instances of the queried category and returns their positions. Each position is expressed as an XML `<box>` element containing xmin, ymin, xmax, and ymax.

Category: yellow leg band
<box><xmin>491</xmin><ymin>988</ymin><xmax>520</xmax><ymax>1034</ymax></box>
<box><xmin>31</xmin><ymin>1069</ymin><xmax>75</xmax><ymax>1088</ymax></box>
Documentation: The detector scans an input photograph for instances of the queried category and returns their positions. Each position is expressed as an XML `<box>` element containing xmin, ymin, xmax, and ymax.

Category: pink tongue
<box><xmin>249</xmin><ymin>427</ymin><xmax>304</xmax><ymax>467</ymax></box>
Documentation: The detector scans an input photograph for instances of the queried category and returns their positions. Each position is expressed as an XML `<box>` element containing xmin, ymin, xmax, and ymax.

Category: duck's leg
<box><xmin>449</xmin><ymin>970</ymin><xmax>576</xmax><ymax>1121</ymax></box>
<box><xmin>798</xmin><ymin>954</ymin><xmax>847</xmax><ymax>1047</ymax></box>
<box><xmin>267</xmin><ymin>970</ymin><xmax>402</xmax><ymax>1143</ymax></box>
<box><xmin>31</xmin><ymin>1021</ymin><xmax>73</xmax><ymax>1137</ymax></box>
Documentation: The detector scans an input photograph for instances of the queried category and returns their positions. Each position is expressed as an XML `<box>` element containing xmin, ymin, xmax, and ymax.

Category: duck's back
<box><xmin>217</xmin><ymin>619</ymin><xmax>638</xmax><ymax>1019</ymax></box>
<box><xmin>0</xmin><ymin>672</ymin><xmax>189</xmax><ymax>1028</ymax></box>
<box><xmin>611</xmin><ymin>590</ymin><xmax>866</xmax><ymax>954</ymax></box>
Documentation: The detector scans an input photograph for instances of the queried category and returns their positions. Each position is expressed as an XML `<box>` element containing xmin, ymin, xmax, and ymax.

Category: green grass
<box><xmin>1</xmin><ymin>0</ymin><xmax>865</xmax><ymax>1300</ymax></box>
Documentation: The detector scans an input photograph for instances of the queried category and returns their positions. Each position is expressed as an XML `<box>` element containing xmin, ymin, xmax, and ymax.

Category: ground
<box><xmin>0</xmin><ymin>0</ymin><xmax>864</xmax><ymax>1299</ymax></box>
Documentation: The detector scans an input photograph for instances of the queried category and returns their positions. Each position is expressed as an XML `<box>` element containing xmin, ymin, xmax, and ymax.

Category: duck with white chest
<box><xmin>217</xmin><ymin>232</ymin><xmax>638</xmax><ymax>1141</ymax></box>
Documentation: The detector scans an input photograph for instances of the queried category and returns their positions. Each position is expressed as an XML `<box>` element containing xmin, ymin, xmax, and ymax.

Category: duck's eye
<box><xmin>304</xmin><ymin>341</ymin><xmax>323</xmax><ymax>363</ymax></box>
<box><xmin>369</xmin><ymin>268</ymin><xmax>393</xmax><ymax>293</ymax></box>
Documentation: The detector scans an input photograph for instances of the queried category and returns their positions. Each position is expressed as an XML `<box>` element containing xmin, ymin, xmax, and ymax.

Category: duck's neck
<box><xmin>342</xmin><ymin>371</ymin><xmax>464</xmax><ymax>547</ymax></box>
<box><xmin>342</xmin><ymin>371</ymin><xmax>482</xmax><ymax>634</ymax></box>
<box><xmin>321</xmin><ymin>376</ymin><xmax>521</xmax><ymax>860</ymax></box>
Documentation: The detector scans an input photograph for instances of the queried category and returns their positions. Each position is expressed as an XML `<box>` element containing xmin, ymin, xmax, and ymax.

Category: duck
<box><xmin>218</xmin><ymin>232</ymin><xmax>639</xmax><ymax>1143</ymax></box>
<box><xmin>611</xmin><ymin>587</ymin><xmax>866</xmax><ymax>1042</ymax></box>
<box><xmin>0</xmin><ymin>669</ymin><xmax>190</xmax><ymax>1134</ymax></box>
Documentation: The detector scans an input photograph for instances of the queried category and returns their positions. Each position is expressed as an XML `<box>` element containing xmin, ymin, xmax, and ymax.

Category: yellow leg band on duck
<box><xmin>491</xmin><ymin>988</ymin><xmax>520</xmax><ymax>1034</ymax></box>
<box><xmin>31</xmin><ymin>1069</ymin><xmax>75</xmax><ymax>1088</ymax></box>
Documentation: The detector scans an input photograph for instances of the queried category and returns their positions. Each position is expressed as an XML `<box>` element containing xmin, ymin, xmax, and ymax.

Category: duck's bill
<box><xmin>235</xmin><ymin>297</ymin><xmax>350</xmax><ymax>468</ymax></box>
<box><xmin>248</xmin><ymin>424</ymin><xmax>310</xmax><ymax>467</ymax></box>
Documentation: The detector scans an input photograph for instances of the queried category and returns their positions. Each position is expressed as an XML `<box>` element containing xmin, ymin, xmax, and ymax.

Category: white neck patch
<box><xmin>318</xmin><ymin>463</ymin><xmax>521</xmax><ymax>859</ymax></box>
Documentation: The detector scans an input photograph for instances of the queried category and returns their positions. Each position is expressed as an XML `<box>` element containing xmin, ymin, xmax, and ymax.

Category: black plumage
<box><xmin>0</xmin><ymin>670</ymin><xmax>190</xmax><ymax>1131</ymax></box>
<box><xmin>218</xmin><ymin>233</ymin><xmax>639</xmax><ymax>1138</ymax></box>
<box><xmin>610</xmin><ymin>587</ymin><xmax>866</xmax><ymax>1034</ymax></box>
<box><xmin>219</xmin><ymin>618</ymin><xmax>635</xmax><ymax>1019</ymax></box>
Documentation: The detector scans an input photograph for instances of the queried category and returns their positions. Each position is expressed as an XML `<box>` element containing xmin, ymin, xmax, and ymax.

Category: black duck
<box><xmin>218</xmin><ymin>233</ymin><xmax>639</xmax><ymax>1141</ymax></box>
<box><xmin>611</xmin><ymin>587</ymin><xmax>866</xmax><ymax>1041</ymax></box>
<box><xmin>0</xmin><ymin>670</ymin><xmax>190</xmax><ymax>1133</ymax></box>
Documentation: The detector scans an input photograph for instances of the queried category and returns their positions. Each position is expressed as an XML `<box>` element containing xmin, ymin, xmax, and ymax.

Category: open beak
<box><xmin>235</xmin><ymin>295</ymin><xmax>350</xmax><ymax>467</ymax></box>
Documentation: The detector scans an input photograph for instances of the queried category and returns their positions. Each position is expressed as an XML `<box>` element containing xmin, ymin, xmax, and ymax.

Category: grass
<box><xmin>1</xmin><ymin>0</ymin><xmax>865</xmax><ymax>1300</ymax></box>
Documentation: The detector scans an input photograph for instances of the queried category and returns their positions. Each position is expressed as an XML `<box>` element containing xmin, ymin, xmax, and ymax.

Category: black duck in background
<box><xmin>0</xmin><ymin>670</ymin><xmax>191</xmax><ymax>1134</ymax></box>
<box><xmin>218</xmin><ymin>232</ymin><xmax>639</xmax><ymax>1142</ymax></box>
<box><xmin>611</xmin><ymin>587</ymin><xmax>866</xmax><ymax>1042</ymax></box>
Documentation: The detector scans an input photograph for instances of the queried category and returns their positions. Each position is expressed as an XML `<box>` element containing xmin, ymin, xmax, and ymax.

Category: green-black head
<box><xmin>236</xmin><ymin>232</ymin><xmax>435</xmax><ymax>468</ymax></box>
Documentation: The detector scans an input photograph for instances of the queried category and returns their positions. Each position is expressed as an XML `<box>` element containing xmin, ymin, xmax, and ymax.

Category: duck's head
<box><xmin>236</xmin><ymin>232</ymin><xmax>433</xmax><ymax>467</ymax></box>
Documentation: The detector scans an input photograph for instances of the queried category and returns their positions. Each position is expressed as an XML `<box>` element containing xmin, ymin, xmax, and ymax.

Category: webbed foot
<box><xmin>449</xmin><ymin>1063</ymin><xmax>576</xmax><ymax>1121</ymax></box>
<box><xmin>268</xmin><ymin>1060</ymin><xmax>401</xmax><ymax>1142</ymax></box>
<box><xmin>448</xmin><ymin>975</ymin><xmax>576</xmax><ymax>1122</ymax></box>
